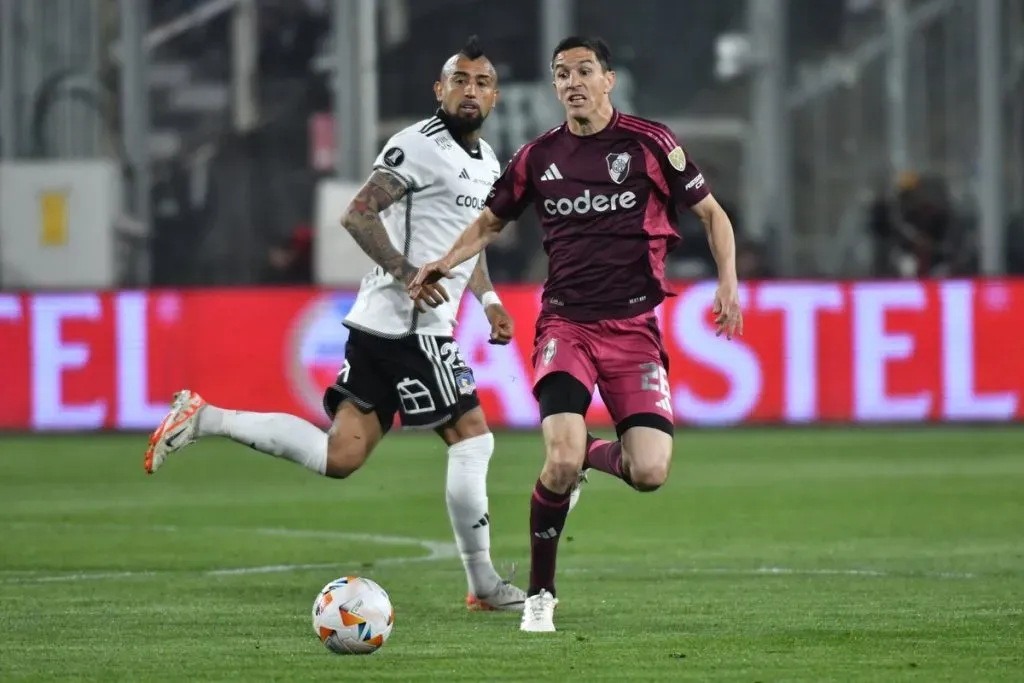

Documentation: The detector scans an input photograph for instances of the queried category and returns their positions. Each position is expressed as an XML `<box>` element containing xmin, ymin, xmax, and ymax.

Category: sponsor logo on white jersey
<box><xmin>456</xmin><ymin>194</ymin><xmax>488</xmax><ymax>210</ymax></box>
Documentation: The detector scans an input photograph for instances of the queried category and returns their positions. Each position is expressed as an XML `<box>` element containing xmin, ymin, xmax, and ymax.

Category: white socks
<box><xmin>445</xmin><ymin>433</ymin><xmax>502</xmax><ymax>597</ymax></box>
<box><xmin>198</xmin><ymin>406</ymin><xmax>328</xmax><ymax>475</ymax></box>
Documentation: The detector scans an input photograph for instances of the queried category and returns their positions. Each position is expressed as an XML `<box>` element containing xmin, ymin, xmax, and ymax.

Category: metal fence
<box><xmin>0</xmin><ymin>0</ymin><xmax>110</xmax><ymax>160</ymax></box>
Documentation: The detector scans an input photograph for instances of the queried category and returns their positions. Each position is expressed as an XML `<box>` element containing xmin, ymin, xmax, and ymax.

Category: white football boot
<box><xmin>568</xmin><ymin>469</ymin><xmax>587</xmax><ymax>513</ymax></box>
<box><xmin>520</xmin><ymin>589</ymin><xmax>558</xmax><ymax>632</ymax></box>
<box><xmin>144</xmin><ymin>390</ymin><xmax>207</xmax><ymax>474</ymax></box>
<box><xmin>467</xmin><ymin>563</ymin><xmax>527</xmax><ymax>611</ymax></box>
<box><xmin>569</xmin><ymin>433</ymin><xmax>602</xmax><ymax>513</ymax></box>
<box><xmin>466</xmin><ymin>580</ymin><xmax>528</xmax><ymax>612</ymax></box>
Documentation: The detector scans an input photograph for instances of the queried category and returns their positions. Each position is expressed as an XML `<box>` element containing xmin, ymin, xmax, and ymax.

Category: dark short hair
<box><xmin>458</xmin><ymin>35</ymin><xmax>485</xmax><ymax>61</ymax></box>
<box><xmin>550</xmin><ymin>36</ymin><xmax>612</xmax><ymax>71</ymax></box>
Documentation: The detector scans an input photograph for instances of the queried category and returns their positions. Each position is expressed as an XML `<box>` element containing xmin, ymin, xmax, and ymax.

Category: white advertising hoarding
<box><xmin>0</xmin><ymin>161</ymin><xmax>122</xmax><ymax>289</ymax></box>
<box><xmin>314</xmin><ymin>178</ymin><xmax>376</xmax><ymax>286</ymax></box>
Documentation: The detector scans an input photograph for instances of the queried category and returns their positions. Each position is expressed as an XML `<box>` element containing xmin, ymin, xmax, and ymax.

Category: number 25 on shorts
<box><xmin>640</xmin><ymin>362</ymin><xmax>672</xmax><ymax>415</ymax></box>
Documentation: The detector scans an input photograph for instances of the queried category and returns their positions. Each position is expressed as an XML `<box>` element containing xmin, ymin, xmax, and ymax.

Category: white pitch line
<box><xmin>205</xmin><ymin>540</ymin><xmax>457</xmax><ymax>577</ymax></box>
<box><xmin>746</xmin><ymin>566</ymin><xmax>975</xmax><ymax>579</ymax></box>
<box><xmin>678</xmin><ymin>565</ymin><xmax>978</xmax><ymax>579</ymax></box>
<box><xmin>3</xmin><ymin>522</ymin><xmax>982</xmax><ymax>583</ymax></box>
<box><xmin>3</xmin><ymin>521</ymin><xmax>450</xmax><ymax>546</ymax></box>
<box><xmin>8</xmin><ymin>570</ymin><xmax>160</xmax><ymax>583</ymax></box>
<box><xmin>1</xmin><ymin>523</ymin><xmax>458</xmax><ymax>584</ymax></box>
<box><xmin>562</xmin><ymin>565</ymin><xmax>978</xmax><ymax>580</ymax></box>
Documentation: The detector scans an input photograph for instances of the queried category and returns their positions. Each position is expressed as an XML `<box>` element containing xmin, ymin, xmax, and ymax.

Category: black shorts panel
<box><xmin>323</xmin><ymin>327</ymin><xmax>481</xmax><ymax>430</ymax></box>
<box><xmin>536</xmin><ymin>372</ymin><xmax>592</xmax><ymax>419</ymax></box>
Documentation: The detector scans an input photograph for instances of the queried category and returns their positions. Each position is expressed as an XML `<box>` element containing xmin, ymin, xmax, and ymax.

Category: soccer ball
<box><xmin>312</xmin><ymin>576</ymin><xmax>394</xmax><ymax>654</ymax></box>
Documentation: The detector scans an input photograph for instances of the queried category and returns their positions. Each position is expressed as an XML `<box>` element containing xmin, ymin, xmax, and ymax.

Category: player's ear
<box><xmin>605</xmin><ymin>69</ymin><xmax>616</xmax><ymax>94</ymax></box>
<box><xmin>433</xmin><ymin>80</ymin><xmax>443</xmax><ymax>102</ymax></box>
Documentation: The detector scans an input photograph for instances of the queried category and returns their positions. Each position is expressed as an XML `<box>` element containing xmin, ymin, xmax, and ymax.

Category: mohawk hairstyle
<box><xmin>458</xmin><ymin>35</ymin><xmax>485</xmax><ymax>61</ymax></box>
<box><xmin>440</xmin><ymin>35</ymin><xmax>494</xmax><ymax>80</ymax></box>
<box><xmin>550</xmin><ymin>36</ymin><xmax>612</xmax><ymax>72</ymax></box>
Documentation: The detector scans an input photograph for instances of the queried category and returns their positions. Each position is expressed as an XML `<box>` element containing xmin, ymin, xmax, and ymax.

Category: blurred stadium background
<box><xmin>1</xmin><ymin>2</ymin><xmax>1022</xmax><ymax>680</ymax></box>
<box><xmin>2</xmin><ymin>0</ymin><xmax>1023</xmax><ymax>430</ymax></box>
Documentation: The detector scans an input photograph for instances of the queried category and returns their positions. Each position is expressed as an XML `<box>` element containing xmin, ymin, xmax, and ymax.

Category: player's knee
<box><xmin>542</xmin><ymin>433</ymin><xmax>586</xmax><ymax>490</ymax></box>
<box><xmin>542</xmin><ymin>459</ymin><xmax>581</xmax><ymax>491</ymax></box>
<box><xmin>324</xmin><ymin>432</ymin><xmax>371</xmax><ymax>479</ymax></box>
<box><xmin>627</xmin><ymin>458</ymin><xmax>670</xmax><ymax>492</ymax></box>
<box><xmin>324</xmin><ymin>443</ymin><xmax>368</xmax><ymax>479</ymax></box>
<box><xmin>622</xmin><ymin>442</ymin><xmax>672</xmax><ymax>492</ymax></box>
<box><xmin>438</xmin><ymin>407</ymin><xmax>489</xmax><ymax>444</ymax></box>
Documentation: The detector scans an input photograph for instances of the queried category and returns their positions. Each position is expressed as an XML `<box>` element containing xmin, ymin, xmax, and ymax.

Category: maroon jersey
<box><xmin>486</xmin><ymin>110</ymin><xmax>710</xmax><ymax>322</ymax></box>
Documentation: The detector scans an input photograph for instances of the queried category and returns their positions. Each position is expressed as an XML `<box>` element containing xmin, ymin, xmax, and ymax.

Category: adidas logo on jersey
<box><xmin>540</xmin><ymin>163</ymin><xmax>563</xmax><ymax>181</ymax></box>
<box><xmin>459</xmin><ymin>168</ymin><xmax>470</xmax><ymax>180</ymax></box>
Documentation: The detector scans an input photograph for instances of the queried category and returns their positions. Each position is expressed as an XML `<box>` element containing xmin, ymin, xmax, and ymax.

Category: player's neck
<box><xmin>566</xmin><ymin>104</ymin><xmax>615</xmax><ymax>137</ymax></box>
<box><xmin>436</xmin><ymin>108</ymin><xmax>482</xmax><ymax>154</ymax></box>
<box><xmin>459</xmin><ymin>130</ymin><xmax>482</xmax><ymax>149</ymax></box>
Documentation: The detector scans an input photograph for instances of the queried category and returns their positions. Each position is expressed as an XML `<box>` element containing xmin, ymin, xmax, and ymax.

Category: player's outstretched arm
<box><xmin>408</xmin><ymin>208</ymin><xmax>508</xmax><ymax>297</ymax></box>
<box><xmin>467</xmin><ymin>249</ymin><xmax>496</xmax><ymax>302</ymax></box>
<box><xmin>442</xmin><ymin>207</ymin><xmax>508</xmax><ymax>271</ymax></box>
<box><xmin>691</xmin><ymin>194</ymin><xmax>743</xmax><ymax>339</ymax></box>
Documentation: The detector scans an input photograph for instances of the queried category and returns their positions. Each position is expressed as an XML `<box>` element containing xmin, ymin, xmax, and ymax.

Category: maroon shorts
<box><xmin>531</xmin><ymin>311</ymin><xmax>673</xmax><ymax>426</ymax></box>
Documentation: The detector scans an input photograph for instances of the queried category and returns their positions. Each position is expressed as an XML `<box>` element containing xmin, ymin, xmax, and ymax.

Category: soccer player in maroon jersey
<box><xmin>410</xmin><ymin>36</ymin><xmax>743</xmax><ymax>632</ymax></box>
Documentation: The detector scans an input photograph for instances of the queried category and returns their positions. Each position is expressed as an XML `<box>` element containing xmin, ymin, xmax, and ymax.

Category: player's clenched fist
<box><xmin>484</xmin><ymin>303</ymin><xmax>514</xmax><ymax>345</ymax></box>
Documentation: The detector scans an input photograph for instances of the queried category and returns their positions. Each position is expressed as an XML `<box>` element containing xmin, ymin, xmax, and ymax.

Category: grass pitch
<box><xmin>1</xmin><ymin>428</ymin><xmax>1022</xmax><ymax>681</ymax></box>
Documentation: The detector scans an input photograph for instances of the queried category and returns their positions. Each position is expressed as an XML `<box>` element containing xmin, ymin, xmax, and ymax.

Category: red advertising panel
<box><xmin>0</xmin><ymin>280</ymin><xmax>1021</xmax><ymax>431</ymax></box>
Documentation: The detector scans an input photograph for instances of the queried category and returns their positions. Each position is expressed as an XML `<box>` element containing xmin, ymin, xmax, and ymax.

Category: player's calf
<box><xmin>526</xmin><ymin>413</ymin><xmax>587</xmax><ymax>598</ymax></box>
<box><xmin>438</xmin><ymin>408</ymin><xmax>513</xmax><ymax>606</ymax></box>
<box><xmin>539</xmin><ymin>413</ymin><xmax>589</xmax><ymax>492</ymax></box>
<box><xmin>528</xmin><ymin>374</ymin><xmax>592</xmax><ymax>598</ymax></box>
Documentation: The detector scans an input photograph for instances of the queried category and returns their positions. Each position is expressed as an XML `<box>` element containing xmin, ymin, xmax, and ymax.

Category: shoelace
<box><xmin>525</xmin><ymin>594</ymin><xmax>550</xmax><ymax>619</ymax></box>
<box><xmin>499</xmin><ymin>562</ymin><xmax>518</xmax><ymax>587</ymax></box>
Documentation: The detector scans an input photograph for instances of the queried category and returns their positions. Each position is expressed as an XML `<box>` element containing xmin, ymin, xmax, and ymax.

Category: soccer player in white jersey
<box><xmin>143</xmin><ymin>37</ymin><xmax>527</xmax><ymax>612</ymax></box>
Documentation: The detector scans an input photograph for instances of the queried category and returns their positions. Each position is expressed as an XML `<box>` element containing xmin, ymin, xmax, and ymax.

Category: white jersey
<box><xmin>343</xmin><ymin>115</ymin><xmax>500</xmax><ymax>338</ymax></box>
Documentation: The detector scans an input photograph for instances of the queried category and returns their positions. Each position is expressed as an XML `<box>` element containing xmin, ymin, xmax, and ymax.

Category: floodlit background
<box><xmin>0</xmin><ymin>2</ymin><xmax>1022</xmax><ymax>681</ymax></box>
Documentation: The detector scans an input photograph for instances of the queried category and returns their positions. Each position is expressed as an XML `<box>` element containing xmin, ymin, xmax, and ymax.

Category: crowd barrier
<box><xmin>0</xmin><ymin>280</ymin><xmax>1021</xmax><ymax>431</ymax></box>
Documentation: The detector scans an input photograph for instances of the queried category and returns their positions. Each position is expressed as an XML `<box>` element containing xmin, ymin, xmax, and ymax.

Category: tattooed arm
<box><xmin>340</xmin><ymin>170</ymin><xmax>418</xmax><ymax>286</ymax></box>
<box><xmin>467</xmin><ymin>250</ymin><xmax>515</xmax><ymax>344</ymax></box>
<box><xmin>467</xmin><ymin>250</ymin><xmax>495</xmax><ymax>303</ymax></box>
